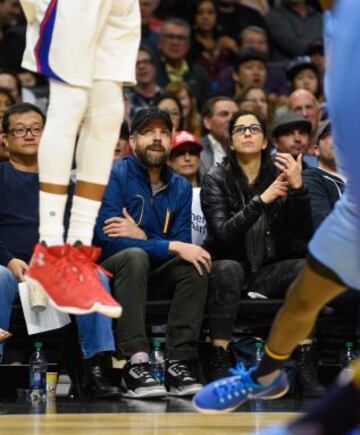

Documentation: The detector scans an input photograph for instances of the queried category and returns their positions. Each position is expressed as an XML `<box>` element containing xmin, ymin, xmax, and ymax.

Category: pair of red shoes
<box><xmin>25</xmin><ymin>243</ymin><xmax>122</xmax><ymax>318</ymax></box>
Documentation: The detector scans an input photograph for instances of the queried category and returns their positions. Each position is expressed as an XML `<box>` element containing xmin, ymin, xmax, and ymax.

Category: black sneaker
<box><xmin>121</xmin><ymin>361</ymin><xmax>167</xmax><ymax>398</ymax></box>
<box><xmin>165</xmin><ymin>360</ymin><xmax>202</xmax><ymax>397</ymax></box>
<box><xmin>208</xmin><ymin>345</ymin><xmax>234</xmax><ymax>382</ymax></box>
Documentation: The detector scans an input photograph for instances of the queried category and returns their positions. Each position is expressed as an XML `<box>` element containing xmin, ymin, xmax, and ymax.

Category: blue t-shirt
<box><xmin>0</xmin><ymin>162</ymin><xmax>39</xmax><ymax>265</ymax></box>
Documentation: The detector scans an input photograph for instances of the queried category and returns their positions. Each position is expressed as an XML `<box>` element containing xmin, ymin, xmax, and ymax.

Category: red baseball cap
<box><xmin>170</xmin><ymin>131</ymin><xmax>203</xmax><ymax>156</ymax></box>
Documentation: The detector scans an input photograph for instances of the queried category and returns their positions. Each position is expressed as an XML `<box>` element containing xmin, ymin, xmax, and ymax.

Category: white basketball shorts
<box><xmin>20</xmin><ymin>0</ymin><xmax>141</xmax><ymax>87</ymax></box>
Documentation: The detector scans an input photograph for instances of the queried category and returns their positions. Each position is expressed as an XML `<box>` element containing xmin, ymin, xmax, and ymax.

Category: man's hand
<box><xmin>7</xmin><ymin>258</ymin><xmax>28</xmax><ymax>282</ymax></box>
<box><xmin>274</xmin><ymin>152</ymin><xmax>303</xmax><ymax>189</ymax></box>
<box><xmin>169</xmin><ymin>241</ymin><xmax>212</xmax><ymax>276</ymax></box>
<box><xmin>103</xmin><ymin>208</ymin><xmax>147</xmax><ymax>240</ymax></box>
<box><xmin>0</xmin><ymin>328</ymin><xmax>12</xmax><ymax>343</ymax></box>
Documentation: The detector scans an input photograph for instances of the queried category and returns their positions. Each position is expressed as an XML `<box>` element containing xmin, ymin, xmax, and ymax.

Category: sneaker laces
<box><xmin>229</xmin><ymin>362</ymin><xmax>248</xmax><ymax>377</ymax></box>
<box><xmin>213</xmin><ymin>363</ymin><xmax>249</xmax><ymax>402</ymax></box>
<box><xmin>168</xmin><ymin>362</ymin><xmax>194</xmax><ymax>381</ymax></box>
<box><xmin>68</xmin><ymin>245</ymin><xmax>113</xmax><ymax>281</ymax></box>
<box><xmin>131</xmin><ymin>363</ymin><xmax>156</xmax><ymax>383</ymax></box>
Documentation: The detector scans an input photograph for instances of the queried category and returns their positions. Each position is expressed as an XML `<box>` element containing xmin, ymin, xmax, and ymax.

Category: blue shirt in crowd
<box><xmin>0</xmin><ymin>162</ymin><xmax>39</xmax><ymax>265</ymax></box>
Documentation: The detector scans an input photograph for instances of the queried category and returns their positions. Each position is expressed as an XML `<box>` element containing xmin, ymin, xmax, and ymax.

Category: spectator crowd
<box><xmin>0</xmin><ymin>0</ymin><xmax>357</xmax><ymax>401</ymax></box>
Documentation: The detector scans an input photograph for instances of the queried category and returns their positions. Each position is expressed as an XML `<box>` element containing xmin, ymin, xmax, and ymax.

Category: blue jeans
<box><xmin>0</xmin><ymin>265</ymin><xmax>114</xmax><ymax>361</ymax></box>
<box><xmin>0</xmin><ymin>266</ymin><xmax>18</xmax><ymax>360</ymax></box>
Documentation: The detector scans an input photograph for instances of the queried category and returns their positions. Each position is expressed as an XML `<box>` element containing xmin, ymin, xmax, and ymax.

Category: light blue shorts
<box><xmin>309</xmin><ymin>190</ymin><xmax>360</xmax><ymax>290</ymax></box>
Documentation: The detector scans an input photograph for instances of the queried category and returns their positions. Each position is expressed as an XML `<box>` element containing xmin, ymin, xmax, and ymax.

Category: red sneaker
<box><xmin>25</xmin><ymin>243</ymin><xmax>122</xmax><ymax>318</ymax></box>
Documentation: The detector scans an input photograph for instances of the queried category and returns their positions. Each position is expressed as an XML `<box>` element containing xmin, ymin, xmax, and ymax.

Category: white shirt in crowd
<box><xmin>209</xmin><ymin>134</ymin><xmax>226</xmax><ymax>167</ymax></box>
<box><xmin>191</xmin><ymin>187</ymin><xmax>207</xmax><ymax>247</ymax></box>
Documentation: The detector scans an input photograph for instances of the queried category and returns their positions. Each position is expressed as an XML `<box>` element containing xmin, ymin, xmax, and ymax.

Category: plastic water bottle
<box><xmin>149</xmin><ymin>339</ymin><xmax>165</xmax><ymax>384</ymax></box>
<box><xmin>29</xmin><ymin>341</ymin><xmax>47</xmax><ymax>401</ymax></box>
<box><xmin>255</xmin><ymin>342</ymin><xmax>264</xmax><ymax>367</ymax></box>
<box><xmin>252</xmin><ymin>342</ymin><xmax>265</xmax><ymax>414</ymax></box>
<box><xmin>340</xmin><ymin>341</ymin><xmax>356</xmax><ymax>381</ymax></box>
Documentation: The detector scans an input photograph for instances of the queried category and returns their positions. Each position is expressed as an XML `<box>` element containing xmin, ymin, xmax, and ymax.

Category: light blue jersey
<box><xmin>309</xmin><ymin>0</ymin><xmax>360</xmax><ymax>289</ymax></box>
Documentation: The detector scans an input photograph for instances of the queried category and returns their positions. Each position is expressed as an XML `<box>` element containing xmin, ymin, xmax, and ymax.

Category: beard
<box><xmin>135</xmin><ymin>143</ymin><xmax>169</xmax><ymax>168</ymax></box>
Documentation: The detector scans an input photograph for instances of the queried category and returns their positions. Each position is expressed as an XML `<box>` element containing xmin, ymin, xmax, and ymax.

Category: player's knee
<box><xmin>85</xmin><ymin>81</ymin><xmax>124</xmax><ymax>134</ymax></box>
<box><xmin>48</xmin><ymin>81</ymin><xmax>88</xmax><ymax>124</ymax></box>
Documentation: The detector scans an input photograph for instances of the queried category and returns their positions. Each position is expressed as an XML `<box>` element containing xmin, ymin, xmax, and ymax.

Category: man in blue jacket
<box><xmin>95</xmin><ymin>107</ymin><xmax>210</xmax><ymax>399</ymax></box>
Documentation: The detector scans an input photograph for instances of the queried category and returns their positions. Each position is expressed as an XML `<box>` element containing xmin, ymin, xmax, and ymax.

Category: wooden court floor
<box><xmin>0</xmin><ymin>412</ymin><xmax>300</xmax><ymax>435</ymax></box>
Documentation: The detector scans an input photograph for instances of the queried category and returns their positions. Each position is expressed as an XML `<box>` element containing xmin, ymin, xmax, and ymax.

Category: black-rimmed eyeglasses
<box><xmin>232</xmin><ymin>124</ymin><xmax>263</xmax><ymax>136</ymax></box>
<box><xmin>8</xmin><ymin>126</ymin><xmax>44</xmax><ymax>138</ymax></box>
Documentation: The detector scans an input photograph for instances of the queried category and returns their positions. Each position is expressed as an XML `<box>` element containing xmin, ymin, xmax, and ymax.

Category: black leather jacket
<box><xmin>200</xmin><ymin>157</ymin><xmax>313</xmax><ymax>267</ymax></box>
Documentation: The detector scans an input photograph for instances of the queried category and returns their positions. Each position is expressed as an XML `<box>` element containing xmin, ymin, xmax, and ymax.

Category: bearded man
<box><xmin>94</xmin><ymin>107</ymin><xmax>210</xmax><ymax>399</ymax></box>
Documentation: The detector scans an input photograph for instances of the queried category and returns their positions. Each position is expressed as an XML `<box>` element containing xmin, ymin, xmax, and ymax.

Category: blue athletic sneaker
<box><xmin>193</xmin><ymin>363</ymin><xmax>289</xmax><ymax>414</ymax></box>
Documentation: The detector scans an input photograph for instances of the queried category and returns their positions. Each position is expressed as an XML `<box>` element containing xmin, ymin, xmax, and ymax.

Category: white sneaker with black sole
<box><xmin>121</xmin><ymin>361</ymin><xmax>167</xmax><ymax>399</ymax></box>
<box><xmin>165</xmin><ymin>360</ymin><xmax>203</xmax><ymax>397</ymax></box>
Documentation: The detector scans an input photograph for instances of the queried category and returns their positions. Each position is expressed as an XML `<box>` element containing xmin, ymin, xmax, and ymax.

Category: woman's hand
<box><xmin>274</xmin><ymin>152</ymin><xmax>303</xmax><ymax>189</ymax></box>
<box><xmin>260</xmin><ymin>173</ymin><xmax>289</xmax><ymax>204</ymax></box>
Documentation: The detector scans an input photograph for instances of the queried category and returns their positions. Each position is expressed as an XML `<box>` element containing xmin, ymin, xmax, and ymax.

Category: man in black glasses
<box><xmin>125</xmin><ymin>45</ymin><xmax>163</xmax><ymax>122</ymax></box>
<box><xmin>0</xmin><ymin>103</ymin><xmax>120</xmax><ymax>399</ymax></box>
<box><xmin>156</xmin><ymin>18</ymin><xmax>211</xmax><ymax>108</ymax></box>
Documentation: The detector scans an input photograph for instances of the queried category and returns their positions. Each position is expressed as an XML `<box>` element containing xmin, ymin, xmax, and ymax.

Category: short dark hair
<box><xmin>2</xmin><ymin>103</ymin><xmax>46</xmax><ymax>133</ymax></box>
<box><xmin>138</xmin><ymin>44</ymin><xmax>155</xmax><ymax>63</ymax></box>
<box><xmin>202</xmin><ymin>96</ymin><xmax>236</xmax><ymax>118</ymax></box>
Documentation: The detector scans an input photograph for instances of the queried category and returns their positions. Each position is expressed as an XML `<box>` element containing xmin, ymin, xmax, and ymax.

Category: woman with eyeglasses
<box><xmin>200</xmin><ymin>110</ymin><xmax>317</xmax><ymax>390</ymax></box>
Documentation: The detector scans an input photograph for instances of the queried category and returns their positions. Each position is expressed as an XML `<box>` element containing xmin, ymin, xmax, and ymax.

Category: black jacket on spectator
<box><xmin>200</xmin><ymin>155</ymin><xmax>312</xmax><ymax>267</ymax></box>
<box><xmin>303</xmin><ymin>167</ymin><xmax>345</xmax><ymax>232</ymax></box>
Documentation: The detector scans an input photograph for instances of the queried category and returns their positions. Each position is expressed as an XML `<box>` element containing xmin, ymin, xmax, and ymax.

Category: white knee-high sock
<box><xmin>66</xmin><ymin>195</ymin><xmax>102</xmax><ymax>246</ymax></box>
<box><xmin>37</xmin><ymin>80</ymin><xmax>88</xmax><ymax>245</ymax></box>
<box><xmin>39</xmin><ymin>191</ymin><xmax>68</xmax><ymax>246</ymax></box>
<box><xmin>66</xmin><ymin>80</ymin><xmax>124</xmax><ymax>246</ymax></box>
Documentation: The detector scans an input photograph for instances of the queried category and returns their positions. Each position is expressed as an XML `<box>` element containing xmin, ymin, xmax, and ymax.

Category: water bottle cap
<box><xmin>34</xmin><ymin>341</ymin><xmax>42</xmax><ymax>349</ymax></box>
<box><xmin>255</xmin><ymin>342</ymin><xmax>264</xmax><ymax>350</ymax></box>
<box><xmin>153</xmin><ymin>339</ymin><xmax>161</xmax><ymax>349</ymax></box>
<box><xmin>345</xmin><ymin>341</ymin><xmax>354</xmax><ymax>349</ymax></box>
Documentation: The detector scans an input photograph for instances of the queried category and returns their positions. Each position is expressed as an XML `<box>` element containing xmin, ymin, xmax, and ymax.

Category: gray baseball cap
<box><xmin>315</xmin><ymin>119</ymin><xmax>331</xmax><ymax>144</ymax></box>
<box><xmin>272</xmin><ymin>111</ymin><xmax>312</xmax><ymax>137</ymax></box>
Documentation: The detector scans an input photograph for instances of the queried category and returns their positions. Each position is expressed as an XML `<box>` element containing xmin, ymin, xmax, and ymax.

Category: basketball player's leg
<box><xmin>25</xmin><ymin>80</ymin><xmax>122</xmax><ymax>317</ymax></box>
<box><xmin>38</xmin><ymin>80</ymin><xmax>88</xmax><ymax>246</ymax></box>
<box><xmin>66</xmin><ymin>80</ymin><xmax>124</xmax><ymax>246</ymax></box>
<box><xmin>251</xmin><ymin>255</ymin><xmax>346</xmax><ymax>387</ymax></box>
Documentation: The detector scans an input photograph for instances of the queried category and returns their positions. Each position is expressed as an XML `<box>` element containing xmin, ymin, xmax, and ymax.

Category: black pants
<box><xmin>102</xmin><ymin>248</ymin><xmax>208</xmax><ymax>360</ymax></box>
<box><xmin>207</xmin><ymin>258</ymin><xmax>304</xmax><ymax>340</ymax></box>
